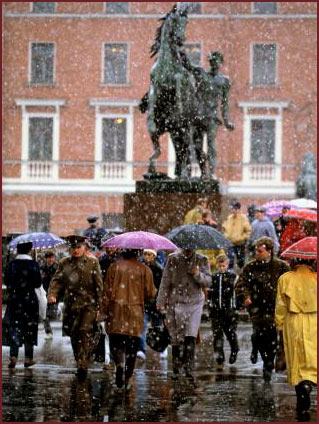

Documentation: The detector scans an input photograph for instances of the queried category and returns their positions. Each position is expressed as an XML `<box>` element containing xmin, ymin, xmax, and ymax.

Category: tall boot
<box><xmin>172</xmin><ymin>345</ymin><xmax>183</xmax><ymax>379</ymax></box>
<box><xmin>295</xmin><ymin>380</ymin><xmax>313</xmax><ymax>414</ymax></box>
<box><xmin>183</xmin><ymin>336</ymin><xmax>196</xmax><ymax>380</ymax></box>
<box><xmin>8</xmin><ymin>357</ymin><xmax>17</xmax><ymax>369</ymax></box>
<box><xmin>250</xmin><ymin>333</ymin><xmax>258</xmax><ymax>364</ymax></box>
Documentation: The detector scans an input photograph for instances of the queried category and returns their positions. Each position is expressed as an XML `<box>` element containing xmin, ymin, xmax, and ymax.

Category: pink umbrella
<box><xmin>101</xmin><ymin>231</ymin><xmax>177</xmax><ymax>250</ymax></box>
<box><xmin>261</xmin><ymin>200</ymin><xmax>294</xmax><ymax>220</ymax></box>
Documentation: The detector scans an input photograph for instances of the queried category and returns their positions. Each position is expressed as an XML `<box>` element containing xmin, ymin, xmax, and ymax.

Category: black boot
<box><xmin>172</xmin><ymin>345</ymin><xmax>183</xmax><ymax>379</ymax></box>
<box><xmin>183</xmin><ymin>336</ymin><xmax>196</xmax><ymax>380</ymax></box>
<box><xmin>250</xmin><ymin>333</ymin><xmax>258</xmax><ymax>364</ymax></box>
<box><xmin>295</xmin><ymin>380</ymin><xmax>313</xmax><ymax>414</ymax></box>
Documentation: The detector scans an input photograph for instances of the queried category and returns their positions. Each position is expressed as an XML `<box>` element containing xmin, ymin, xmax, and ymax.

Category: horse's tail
<box><xmin>138</xmin><ymin>92</ymin><xmax>149</xmax><ymax>113</ymax></box>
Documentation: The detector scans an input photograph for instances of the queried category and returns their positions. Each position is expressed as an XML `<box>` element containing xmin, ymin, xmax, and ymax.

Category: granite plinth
<box><xmin>136</xmin><ymin>177</ymin><xmax>220</xmax><ymax>194</ymax></box>
<box><xmin>124</xmin><ymin>178</ymin><xmax>222</xmax><ymax>234</ymax></box>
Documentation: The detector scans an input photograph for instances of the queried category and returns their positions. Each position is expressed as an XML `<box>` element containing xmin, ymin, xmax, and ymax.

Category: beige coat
<box><xmin>222</xmin><ymin>213</ymin><xmax>251</xmax><ymax>246</ymax></box>
<box><xmin>157</xmin><ymin>251</ymin><xmax>211</xmax><ymax>343</ymax></box>
<box><xmin>103</xmin><ymin>258</ymin><xmax>157</xmax><ymax>337</ymax></box>
<box><xmin>275</xmin><ymin>265</ymin><xmax>317</xmax><ymax>386</ymax></box>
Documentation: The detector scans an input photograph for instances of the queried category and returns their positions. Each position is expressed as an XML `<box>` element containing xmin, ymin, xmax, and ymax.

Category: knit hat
<box><xmin>143</xmin><ymin>249</ymin><xmax>157</xmax><ymax>257</ymax></box>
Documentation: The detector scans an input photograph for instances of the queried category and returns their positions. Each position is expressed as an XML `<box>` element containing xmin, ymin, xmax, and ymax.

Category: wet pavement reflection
<box><xmin>2</xmin><ymin>321</ymin><xmax>317</xmax><ymax>422</ymax></box>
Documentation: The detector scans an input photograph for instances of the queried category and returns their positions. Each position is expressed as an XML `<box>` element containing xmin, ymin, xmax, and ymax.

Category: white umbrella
<box><xmin>290</xmin><ymin>198</ymin><xmax>317</xmax><ymax>209</ymax></box>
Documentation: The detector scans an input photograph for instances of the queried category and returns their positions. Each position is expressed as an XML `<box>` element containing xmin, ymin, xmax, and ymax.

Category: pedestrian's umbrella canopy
<box><xmin>8</xmin><ymin>232</ymin><xmax>66</xmax><ymax>250</ymax></box>
<box><xmin>281</xmin><ymin>236</ymin><xmax>317</xmax><ymax>260</ymax></box>
<box><xmin>101</xmin><ymin>231</ymin><xmax>177</xmax><ymax>250</ymax></box>
<box><xmin>166</xmin><ymin>224</ymin><xmax>231</xmax><ymax>250</ymax></box>
<box><xmin>283</xmin><ymin>208</ymin><xmax>317</xmax><ymax>222</ymax></box>
<box><xmin>290</xmin><ymin>198</ymin><xmax>317</xmax><ymax>209</ymax></box>
<box><xmin>261</xmin><ymin>200</ymin><xmax>294</xmax><ymax>220</ymax></box>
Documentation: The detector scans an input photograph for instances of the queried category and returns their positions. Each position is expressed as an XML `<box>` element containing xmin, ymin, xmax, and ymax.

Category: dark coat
<box><xmin>237</xmin><ymin>257</ymin><xmax>290</xmax><ymax>325</ymax></box>
<box><xmin>40</xmin><ymin>262</ymin><xmax>58</xmax><ymax>293</ymax></box>
<box><xmin>3</xmin><ymin>257</ymin><xmax>41</xmax><ymax>347</ymax></box>
<box><xmin>208</xmin><ymin>269</ymin><xmax>237</xmax><ymax>315</ymax></box>
<box><xmin>142</xmin><ymin>259</ymin><xmax>163</xmax><ymax>319</ymax></box>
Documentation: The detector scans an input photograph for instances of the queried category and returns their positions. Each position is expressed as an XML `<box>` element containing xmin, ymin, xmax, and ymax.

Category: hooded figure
<box><xmin>275</xmin><ymin>260</ymin><xmax>317</xmax><ymax>416</ymax></box>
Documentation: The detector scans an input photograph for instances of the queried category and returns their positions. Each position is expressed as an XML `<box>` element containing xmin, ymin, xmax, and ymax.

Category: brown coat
<box><xmin>48</xmin><ymin>254</ymin><xmax>103</xmax><ymax>336</ymax></box>
<box><xmin>103</xmin><ymin>258</ymin><xmax>157</xmax><ymax>337</ymax></box>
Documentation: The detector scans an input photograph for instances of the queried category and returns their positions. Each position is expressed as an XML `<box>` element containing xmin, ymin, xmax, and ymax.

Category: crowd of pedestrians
<box><xmin>2</xmin><ymin>206</ymin><xmax>317</xmax><ymax>416</ymax></box>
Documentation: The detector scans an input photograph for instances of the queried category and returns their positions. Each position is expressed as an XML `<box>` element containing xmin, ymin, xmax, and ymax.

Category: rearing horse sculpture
<box><xmin>140</xmin><ymin>3</ymin><xmax>197</xmax><ymax>178</ymax></box>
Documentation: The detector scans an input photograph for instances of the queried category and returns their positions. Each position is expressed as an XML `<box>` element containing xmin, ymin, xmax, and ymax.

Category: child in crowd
<box><xmin>208</xmin><ymin>254</ymin><xmax>239</xmax><ymax>368</ymax></box>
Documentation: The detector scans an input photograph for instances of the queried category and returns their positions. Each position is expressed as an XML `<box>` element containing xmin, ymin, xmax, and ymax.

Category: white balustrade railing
<box><xmin>27</xmin><ymin>161</ymin><xmax>53</xmax><ymax>179</ymax></box>
<box><xmin>243</xmin><ymin>163</ymin><xmax>280</xmax><ymax>182</ymax></box>
<box><xmin>99</xmin><ymin>162</ymin><xmax>132</xmax><ymax>180</ymax></box>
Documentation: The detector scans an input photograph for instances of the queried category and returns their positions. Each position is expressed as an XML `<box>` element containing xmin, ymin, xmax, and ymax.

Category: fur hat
<box><xmin>143</xmin><ymin>249</ymin><xmax>157</xmax><ymax>257</ymax></box>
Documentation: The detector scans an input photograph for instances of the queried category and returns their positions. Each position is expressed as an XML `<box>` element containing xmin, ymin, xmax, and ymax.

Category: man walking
<box><xmin>48</xmin><ymin>235</ymin><xmax>103</xmax><ymax>378</ymax></box>
<box><xmin>40</xmin><ymin>251</ymin><xmax>58</xmax><ymax>340</ymax></box>
<box><xmin>222</xmin><ymin>202</ymin><xmax>251</xmax><ymax>269</ymax></box>
<box><xmin>247</xmin><ymin>206</ymin><xmax>280</xmax><ymax>257</ymax></box>
<box><xmin>237</xmin><ymin>237</ymin><xmax>290</xmax><ymax>381</ymax></box>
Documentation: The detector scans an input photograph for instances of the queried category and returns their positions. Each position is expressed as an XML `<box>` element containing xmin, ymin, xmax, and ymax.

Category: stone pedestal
<box><xmin>124</xmin><ymin>178</ymin><xmax>222</xmax><ymax>235</ymax></box>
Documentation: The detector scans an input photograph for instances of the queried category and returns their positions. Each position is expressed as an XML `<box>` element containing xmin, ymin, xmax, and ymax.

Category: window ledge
<box><xmin>27</xmin><ymin>82</ymin><xmax>57</xmax><ymax>88</ymax></box>
<box><xmin>100</xmin><ymin>83</ymin><xmax>131</xmax><ymax>88</ymax></box>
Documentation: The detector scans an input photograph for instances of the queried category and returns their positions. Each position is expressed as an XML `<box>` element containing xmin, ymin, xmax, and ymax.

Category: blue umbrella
<box><xmin>8</xmin><ymin>232</ymin><xmax>66</xmax><ymax>250</ymax></box>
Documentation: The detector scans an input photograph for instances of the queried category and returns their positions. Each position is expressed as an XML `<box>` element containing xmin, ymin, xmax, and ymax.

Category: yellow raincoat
<box><xmin>275</xmin><ymin>265</ymin><xmax>317</xmax><ymax>386</ymax></box>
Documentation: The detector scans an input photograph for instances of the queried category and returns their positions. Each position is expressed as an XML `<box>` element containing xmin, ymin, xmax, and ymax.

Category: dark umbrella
<box><xmin>166</xmin><ymin>224</ymin><xmax>231</xmax><ymax>249</ymax></box>
<box><xmin>8</xmin><ymin>232</ymin><xmax>66</xmax><ymax>250</ymax></box>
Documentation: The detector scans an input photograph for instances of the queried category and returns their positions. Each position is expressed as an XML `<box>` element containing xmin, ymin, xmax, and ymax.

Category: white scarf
<box><xmin>16</xmin><ymin>254</ymin><xmax>32</xmax><ymax>260</ymax></box>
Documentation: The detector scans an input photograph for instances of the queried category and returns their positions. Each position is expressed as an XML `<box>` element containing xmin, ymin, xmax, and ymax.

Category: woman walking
<box><xmin>275</xmin><ymin>258</ymin><xmax>317</xmax><ymax>417</ymax></box>
<box><xmin>3</xmin><ymin>241</ymin><xmax>41</xmax><ymax>368</ymax></box>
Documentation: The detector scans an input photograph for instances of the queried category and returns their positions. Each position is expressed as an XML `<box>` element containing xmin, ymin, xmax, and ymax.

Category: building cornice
<box><xmin>89</xmin><ymin>99</ymin><xmax>140</xmax><ymax>107</ymax></box>
<box><xmin>2</xmin><ymin>180</ymin><xmax>136</xmax><ymax>195</ymax></box>
<box><xmin>16</xmin><ymin>99</ymin><xmax>66</xmax><ymax>107</ymax></box>
<box><xmin>238</xmin><ymin>101</ymin><xmax>290</xmax><ymax>109</ymax></box>
<box><xmin>4</xmin><ymin>13</ymin><xmax>317</xmax><ymax>20</ymax></box>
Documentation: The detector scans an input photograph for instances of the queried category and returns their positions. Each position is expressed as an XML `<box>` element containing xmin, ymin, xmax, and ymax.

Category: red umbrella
<box><xmin>283</xmin><ymin>208</ymin><xmax>317</xmax><ymax>222</ymax></box>
<box><xmin>281</xmin><ymin>237</ymin><xmax>317</xmax><ymax>259</ymax></box>
<box><xmin>101</xmin><ymin>231</ymin><xmax>177</xmax><ymax>250</ymax></box>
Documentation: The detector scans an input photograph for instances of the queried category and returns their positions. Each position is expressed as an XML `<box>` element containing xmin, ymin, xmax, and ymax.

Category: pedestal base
<box><xmin>125</xmin><ymin>178</ymin><xmax>222</xmax><ymax>234</ymax></box>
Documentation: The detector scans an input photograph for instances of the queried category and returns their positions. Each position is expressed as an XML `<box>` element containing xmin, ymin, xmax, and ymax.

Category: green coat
<box><xmin>48</xmin><ymin>255</ymin><xmax>103</xmax><ymax>336</ymax></box>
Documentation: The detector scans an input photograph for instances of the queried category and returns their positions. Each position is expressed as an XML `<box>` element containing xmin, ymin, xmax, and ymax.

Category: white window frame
<box><xmin>90</xmin><ymin>99</ymin><xmax>137</xmax><ymax>182</ymax></box>
<box><xmin>101</xmin><ymin>42</ymin><xmax>130</xmax><ymax>86</ymax></box>
<box><xmin>250</xmin><ymin>42</ymin><xmax>278</xmax><ymax>87</ymax></box>
<box><xmin>16</xmin><ymin>99</ymin><xmax>64</xmax><ymax>181</ymax></box>
<box><xmin>239</xmin><ymin>101</ymin><xmax>289</xmax><ymax>184</ymax></box>
<box><xmin>29</xmin><ymin>41</ymin><xmax>56</xmax><ymax>85</ymax></box>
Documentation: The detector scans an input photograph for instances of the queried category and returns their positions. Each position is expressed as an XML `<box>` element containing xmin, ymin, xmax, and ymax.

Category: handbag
<box><xmin>146</xmin><ymin>325</ymin><xmax>170</xmax><ymax>353</ymax></box>
<box><xmin>35</xmin><ymin>285</ymin><xmax>47</xmax><ymax>320</ymax></box>
<box><xmin>92</xmin><ymin>322</ymin><xmax>106</xmax><ymax>363</ymax></box>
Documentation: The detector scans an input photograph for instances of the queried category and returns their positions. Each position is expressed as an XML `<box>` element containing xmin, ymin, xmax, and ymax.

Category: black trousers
<box><xmin>109</xmin><ymin>333</ymin><xmax>140</xmax><ymax>380</ymax></box>
<box><xmin>211</xmin><ymin>310</ymin><xmax>239</xmax><ymax>361</ymax></box>
<box><xmin>10</xmin><ymin>343</ymin><xmax>34</xmax><ymax>359</ymax></box>
<box><xmin>252</xmin><ymin>322</ymin><xmax>277</xmax><ymax>371</ymax></box>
